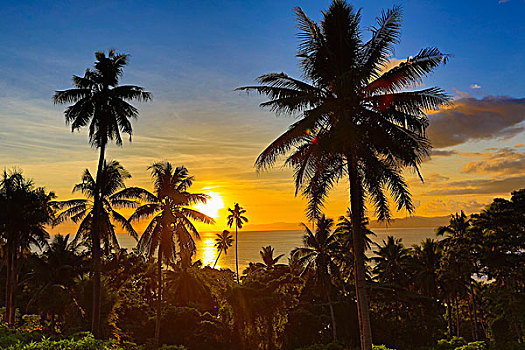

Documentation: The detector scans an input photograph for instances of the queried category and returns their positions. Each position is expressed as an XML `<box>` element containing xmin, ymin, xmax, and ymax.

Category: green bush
<box><xmin>435</xmin><ymin>337</ymin><xmax>468</xmax><ymax>350</ymax></box>
<box><xmin>455</xmin><ymin>341</ymin><xmax>487</xmax><ymax>350</ymax></box>
<box><xmin>372</xmin><ymin>345</ymin><xmax>397</xmax><ymax>350</ymax></box>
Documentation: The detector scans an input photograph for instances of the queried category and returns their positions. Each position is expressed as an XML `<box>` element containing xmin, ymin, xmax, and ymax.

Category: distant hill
<box><xmin>368</xmin><ymin>215</ymin><xmax>450</xmax><ymax>229</ymax></box>
<box><xmin>244</xmin><ymin>215</ymin><xmax>450</xmax><ymax>232</ymax></box>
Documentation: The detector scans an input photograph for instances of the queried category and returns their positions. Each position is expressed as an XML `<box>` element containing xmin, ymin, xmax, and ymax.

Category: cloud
<box><xmin>427</xmin><ymin>96</ymin><xmax>525</xmax><ymax>148</ymax></box>
<box><xmin>422</xmin><ymin>199</ymin><xmax>487</xmax><ymax>214</ymax></box>
<box><xmin>461</xmin><ymin>148</ymin><xmax>525</xmax><ymax>175</ymax></box>
<box><xmin>470</xmin><ymin>84</ymin><xmax>482</xmax><ymax>89</ymax></box>
<box><xmin>431</xmin><ymin>149</ymin><xmax>457</xmax><ymax>157</ymax></box>
<box><xmin>423</xmin><ymin>175</ymin><xmax>525</xmax><ymax>196</ymax></box>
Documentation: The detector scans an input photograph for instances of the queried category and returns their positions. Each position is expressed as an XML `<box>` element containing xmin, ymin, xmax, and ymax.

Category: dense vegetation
<box><xmin>0</xmin><ymin>1</ymin><xmax>523</xmax><ymax>349</ymax></box>
<box><xmin>0</xmin><ymin>166</ymin><xmax>523</xmax><ymax>349</ymax></box>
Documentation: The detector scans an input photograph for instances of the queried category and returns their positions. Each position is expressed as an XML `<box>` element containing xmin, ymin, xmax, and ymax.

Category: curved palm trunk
<box><xmin>155</xmin><ymin>249</ymin><xmax>162</xmax><ymax>346</ymax></box>
<box><xmin>213</xmin><ymin>249</ymin><xmax>222</xmax><ymax>268</ymax></box>
<box><xmin>348</xmin><ymin>155</ymin><xmax>373</xmax><ymax>350</ymax></box>
<box><xmin>235</xmin><ymin>226</ymin><xmax>239</xmax><ymax>283</ymax></box>
<box><xmin>91</xmin><ymin>143</ymin><xmax>106</xmax><ymax>338</ymax></box>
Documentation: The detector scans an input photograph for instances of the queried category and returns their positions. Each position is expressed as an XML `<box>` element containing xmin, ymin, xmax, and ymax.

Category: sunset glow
<box><xmin>194</xmin><ymin>191</ymin><xmax>225</xmax><ymax>219</ymax></box>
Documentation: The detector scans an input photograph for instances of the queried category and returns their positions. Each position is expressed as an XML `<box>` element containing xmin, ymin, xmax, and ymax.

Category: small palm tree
<box><xmin>258</xmin><ymin>245</ymin><xmax>284</xmax><ymax>270</ymax></box>
<box><xmin>293</xmin><ymin>215</ymin><xmax>341</xmax><ymax>342</ymax></box>
<box><xmin>128</xmin><ymin>162</ymin><xmax>214</xmax><ymax>346</ymax></box>
<box><xmin>213</xmin><ymin>230</ymin><xmax>234</xmax><ymax>268</ymax></box>
<box><xmin>437</xmin><ymin>211</ymin><xmax>470</xmax><ymax>243</ymax></box>
<box><xmin>227</xmin><ymin>203</ymin><xmax>248</xmax><ymax>283</ymax></box>
<box><xmin>53</xmin><ymin>50</ymin><xmax>151</xmax><ymax>336</ymax></box>
<box><xmin>54</xmin><ymin>160</ymin><xmax>138</xmax><ymax>255</ymax></box>
<box><xmin>372</xmin><ymin>236</ymin><xmax>411</xmax><ymax>287</ymax></box>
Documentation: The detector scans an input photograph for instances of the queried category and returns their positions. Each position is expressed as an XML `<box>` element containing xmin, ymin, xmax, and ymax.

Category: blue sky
<box><xmin>0</xmin><ymin>0</ymin><xmax>524</xmax><ymax>228</ymax></box>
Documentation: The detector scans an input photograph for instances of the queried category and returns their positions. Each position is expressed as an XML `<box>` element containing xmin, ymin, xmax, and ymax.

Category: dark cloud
<box><xmin>427</xmin><ymin>96</ymin><xmax>525</xmax><ymax>148</ymax></box>
<box><xmin>423</xmin><ymin>175</ymin><xmax>525</xmax><ymax>196</ymax></box>
<box><xmin>461</xmin><ymin>148</ymin><xmax>525</xmax><ymax>175</ymax></box>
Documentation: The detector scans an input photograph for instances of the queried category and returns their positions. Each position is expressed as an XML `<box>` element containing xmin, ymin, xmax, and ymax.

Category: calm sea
<box><xmin>111</xmin><ymin>227</ymin><xmax>438</xmax><ymax>271</ymax></box>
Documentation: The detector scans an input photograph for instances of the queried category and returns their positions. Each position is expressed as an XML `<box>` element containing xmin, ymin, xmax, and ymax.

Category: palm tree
<box><xmin>436</xmin><ymin>211</ymin><xmax>470</xmax><ymax>243</ymax></box>
<box><xmin>227</xmin><ymin>203</ymin><xmax>248</xmax><ymax>283</ymax></box>
<box><xmin>53</xmin><ymin>160</ymin><xmax>138</xmax><ymax>254</ymax></box>
<box><xmin>372</xmin><ymin>236</ymin><xmax>410</xmax><ymax>288</ymax></box>
<box><xmin>293</xmin><ymin>215</ymin><xmax>341</xmax><ymax>342</ymax></box>
<box><xmin>53</xmin><ymin>50</ymin><xmax>151</xmax><ymax>336</ymax></box>
<box><xmin>410</xmin><ymin>238</ymin><xmax>441</xmax><ymax>298</ymax></box>
<box><xmin>0</xmin><ymin>169</ymin><xmax>55</xmax><ymax>326</ymax></box>
<box><xmin>128</xmin><ymin>162</ymin><xmax>214</xmax><ymax>346</ymax></box>
<box><xmin>213</xmin><ymin>230</ymin><xmax>234</xmax><ymax>268</ymax></box>
<box><xmin>258</xmin><ymin>245</ymin><xmax>285</xmax><ymax>270</ymax></box>
<box><xmin>238</xmin><ymin>2</ymin><xmax>449</xmax><ymax>347</ymax></box>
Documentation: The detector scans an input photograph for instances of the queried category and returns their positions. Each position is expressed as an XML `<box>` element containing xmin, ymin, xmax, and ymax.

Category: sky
<box><xmin>0</xmin><ymin>0</ymin><xmax>524</xmax><ymax>232</ymax></box>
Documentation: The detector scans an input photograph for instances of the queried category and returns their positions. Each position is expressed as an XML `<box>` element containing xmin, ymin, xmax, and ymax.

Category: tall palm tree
<box><xmin>227</xmin><ymin>203</ymin><xmax>248</xmax><ymax>283</ymax></box>
<box><xmin>53</xmin><ymin>49</ymin><xmax>151</xmax><ymax>336</ymax></box>
<box><xmin>293</xmin><ymin>215</ymin><xmax>341</xmax><ymax>342</ymax></box>
<box><xmin>0</xmin><ymin>169</ymin><xmax>55</xmax><ymax>326</ymax></box>
<box><xmin>53</xmin><ymin>160</ymin><xmax>138</xmax><ymax>254</ymax></box>
<box><xmin>238</xmin><ymin>2</ymin><xmax>449</xmax><ymax>347</ymax></box>
<box><xmin>128</xmin><ymin>162</ymin><xmax>214</xmax><ymax>346</ymax></box>
<box><xmin>213</xmin><ymin>230</ymin><xmax>233</xmax><ymax>268</ymax></box>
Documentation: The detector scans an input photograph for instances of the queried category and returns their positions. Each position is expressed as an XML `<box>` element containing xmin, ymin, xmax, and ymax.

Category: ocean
<box><xmin>112</xmin><ymin>227</ymin><xmax>439</xmax><ymax>271</ymax></box>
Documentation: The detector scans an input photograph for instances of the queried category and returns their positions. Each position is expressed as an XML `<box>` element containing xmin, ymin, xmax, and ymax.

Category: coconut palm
<box><xmin>238</xmin><ymin>2</ymin><xmax>449</xmax><ymax>347</ymax></box>
<box><xmin>128</xmin><ymin>162</ymin><xmax>214</xmax><ymax>346</ymax></box>
<box><xmin>258</xmin><ymin>245</ymin><xmax>285</xmax><ymax>270</ymax></box>
<box><xmin>213</xmin><ymin>230</ymin><xmax>233</xmax><ymax>268</ymax></box>
<box><xmin>436</xmin><ymin>211</ymin><xmax>470</xmax><ymax>243</ymax></box>
<box><xmin>53</xmin><ymin>49</ymin><xmax>151</xmax><ymax>336</ymax></box>
<box><xmin>410</xmin><ymin>238</ymin><xmax>441</xmax><ymax>298</ymax></box>
<box><xmin>372</xmin><ymin>236</ymin><xmax>411</xmax><ymax>287</ymax></box>
<box><xmin>227</xmin><ymin>203</ymin><xmax>248</xmax><ymax>283</ymax></box>
<box><xmin>0</xmin><ymin>169</ymin><xmax>55</xmax><ymax>325</ymax></box>
<box><xmin>53</xmin><ymin>160</ymin><xmax>138</xmax><ymax>255</ymax></box>
<box><xmin>293</xmin><ymin>215</ymin><xmax>341</xmax><ymax>342</ymax></box>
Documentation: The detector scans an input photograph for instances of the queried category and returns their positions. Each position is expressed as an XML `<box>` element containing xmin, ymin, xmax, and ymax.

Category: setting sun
<box><xmin>195</xmin><ymin>191</ymin><xmax>225</xmax><ymax>219</ymax></box>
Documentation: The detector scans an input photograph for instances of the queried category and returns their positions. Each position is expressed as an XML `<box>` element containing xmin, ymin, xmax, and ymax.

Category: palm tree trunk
<box><xmin>213</xmin><ymin>250</ymin><xmax>222</xmax><ymax>268</ymax></box>
<box><xmin>471</xmin><ymin>285</ymin><xmax>478</xmax><ymax>340</ymax></box>
<box><xmin>235</xmin><ymin>226</ymin><xmax>239</xmax><ymax>283</ymax></box>
<box><xmin>446</xmin><ymin>298</ymin><xmax>452</xmax><ymax>339</ymax></box>
<box><xmin>155</xmin><ymin>249</ymin><xmax>162</xmax><ymax>346</ymax></box>
<box><xmin>348</xmin><ymin>154</ymin><xmax>373</xmax><ymax>350</ymax></box>
<box><xmin>455</xmin><ymin>295</ymin><xmax>460</xmax><ymax>337</ymax></box>
<box><xmin>5</xmin><ymin>247</ymin><xmax>13</xmax><ymax>325</ymax></box>
<box><xmin>91</xmin><ymin>142</ymin><xmax>106</xmax><ymax>338</ymax></box>
<box><xmin>326</xmin><ymin>290</ymin><xmax>337</xmax><ymax>342</ymax></box>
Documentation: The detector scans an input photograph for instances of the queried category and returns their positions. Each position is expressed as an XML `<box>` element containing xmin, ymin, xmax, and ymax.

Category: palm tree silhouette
<box><xmin>213</xmin><ymin>230</ymin><xmax>233</xmax><ymax>268</ymax></box>
<box><xmin>53</xmin><ymin>50</ymin><xmax>151</xmax><ymax>336</ymax></box>
<box><xmin>237</xmin><ymin>2</ymin><xmax>449</xmax><ymax>347</ymax></box>
<box><xmin>128</xmin><ymin>162</ymin><xmax>214</xmax><ymax>346</ymax></box>
<box><xmin>258</xmin><ymin>245</ymin><xmax>284</xmax><ymax>270</ymax></box>
<box><xmin>227</xmin><ymin>203</ymin><xmax>248</xmax><ymax>283</ymax></box>
<box><xmin>372</xmin><ymin>236</ymin><xmax>410</xmax><ymax>288</ymax></box>
<box><xmin>53</xmin><ymin>160</ymin><xmax>138</xmax><ymax>254</ymax></box>
<box><xmin>293</xmin><ymin>215</ymin><xmax>340</xmax><ymax>342</ymax></box>
<box><xmin>0</xmin><ymin>169</ymin><xmax>55</xmax><ymax>325</ymax></box>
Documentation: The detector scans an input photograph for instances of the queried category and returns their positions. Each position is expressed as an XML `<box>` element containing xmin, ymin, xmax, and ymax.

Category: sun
<box><xmin>194</xmin><ymin>191</ymin><xmax>225</xmax><ymax>219</ymax></box>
